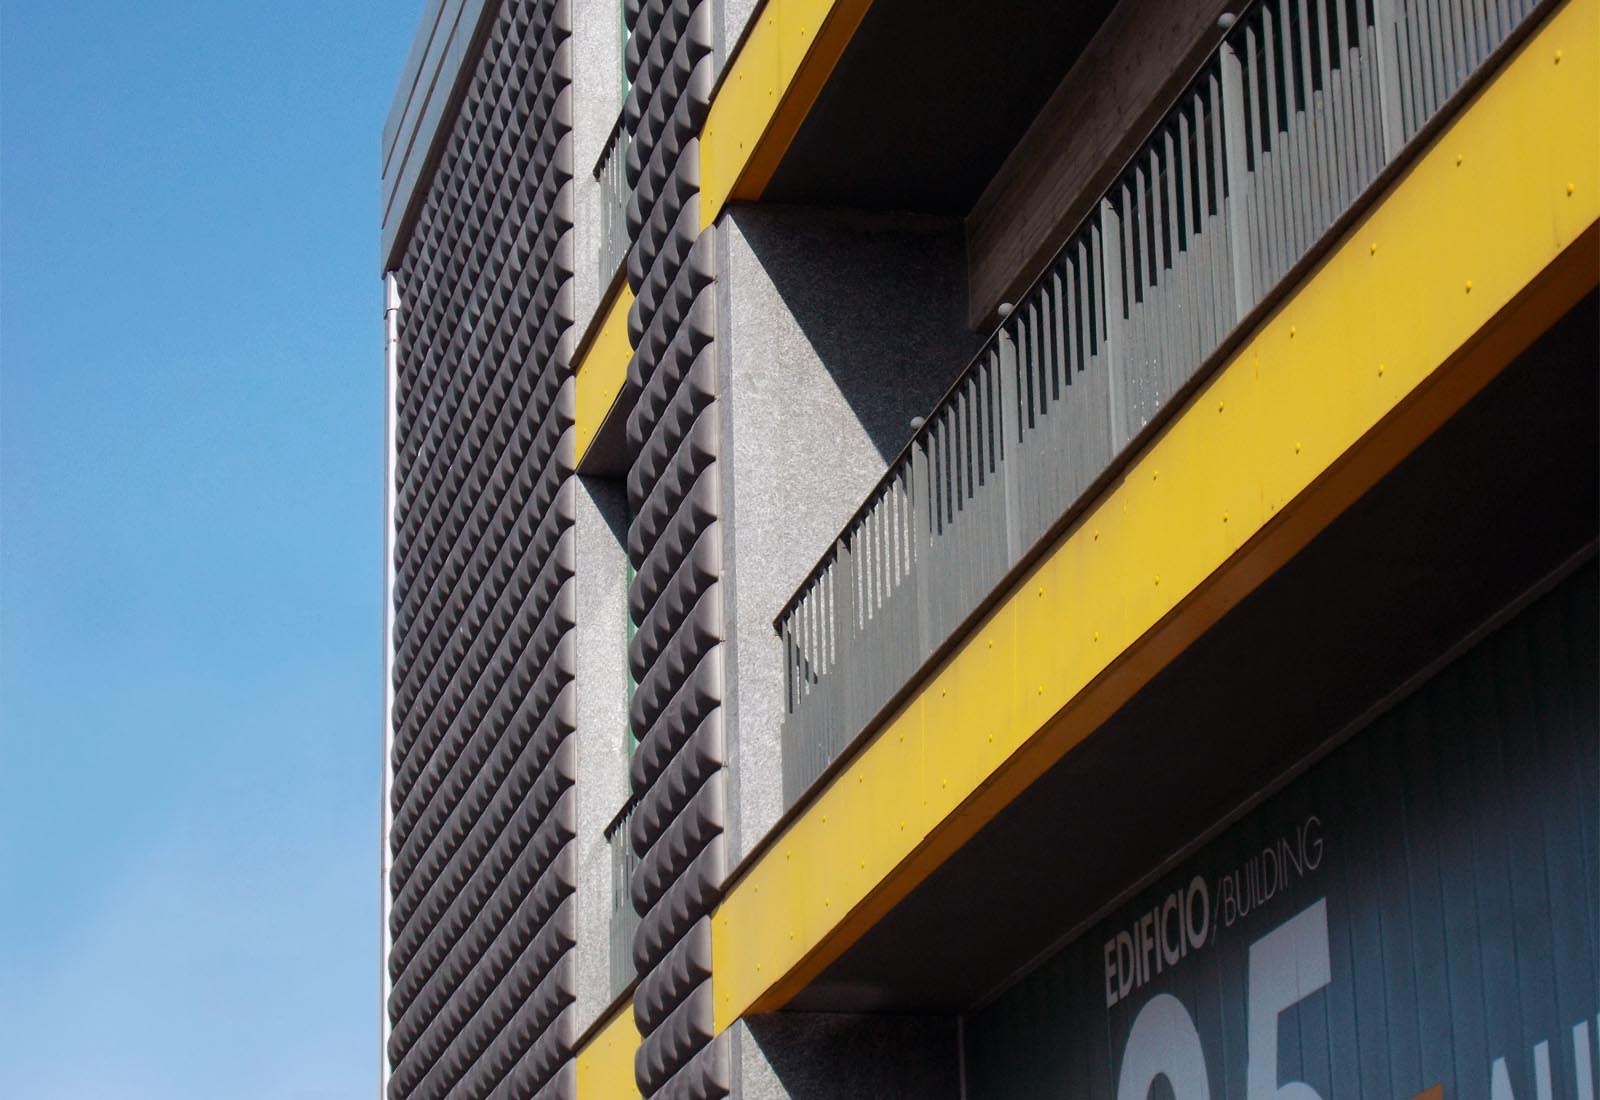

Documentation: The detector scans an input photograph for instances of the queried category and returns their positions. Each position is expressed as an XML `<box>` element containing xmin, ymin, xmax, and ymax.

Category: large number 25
<box><xmin>1115</xmin><ymin>899</ymin><xmax>1332</xmax><ymax>1100</ymax></box>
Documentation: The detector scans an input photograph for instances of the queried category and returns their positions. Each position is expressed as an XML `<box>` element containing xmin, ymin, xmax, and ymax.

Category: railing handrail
<box><xmin>603</xmin><ymin>789</ymin><xmax>642</xmax><ymax>841</ymax></box>
<box><xmin>592</xmin><ymin>107</ymin><xmax>628</xmax><ymax>180</ymax></box>
<box><xmin>770</xmin><ymin>15</ymin><xmax>1240</xmax><ymax>635</ymax></box>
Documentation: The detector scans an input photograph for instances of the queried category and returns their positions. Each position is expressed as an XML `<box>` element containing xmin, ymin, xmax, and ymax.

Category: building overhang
<box><xmin>380</xmin><ymin>0</ymin><xmax>498</xmax><ymax>274</ymax></box>
<box><xmin>708</xmin><ymin>0</ymin><xmax>1600</xmax><ymax>1028</ymax></box>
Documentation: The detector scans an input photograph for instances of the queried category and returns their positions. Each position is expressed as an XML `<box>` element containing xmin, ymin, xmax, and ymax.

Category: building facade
<box><xmin>378</xmin><ymin>1</ymin><xmax>1599</xmax><ymax>1098</ymax></box>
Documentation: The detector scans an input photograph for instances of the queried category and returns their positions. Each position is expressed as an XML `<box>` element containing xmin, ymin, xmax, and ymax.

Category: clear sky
<box><xmin>2</xmin><ymin>2</ymin><xmax>424</xmax><ymax>1095</ymax></box>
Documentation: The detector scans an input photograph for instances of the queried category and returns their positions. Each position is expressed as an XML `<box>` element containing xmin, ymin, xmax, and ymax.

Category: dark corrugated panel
<box><xmin>385</xmin><ymin>1</ymin><xmax>579</xmax><ymax>1097</ymax></box>
<box><xmin>965</xmin><ymin>560</ymin><xmax>1599</xmax><ymax>1100</ymax></box>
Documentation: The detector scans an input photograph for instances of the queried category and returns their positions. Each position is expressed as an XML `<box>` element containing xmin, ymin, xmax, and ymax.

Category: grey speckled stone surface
<box><xmin>572</xmin><ymin>0</ymin><xmax>625</xmax><ymax>339</ymax></box>
<box><xmin>734</xmin><ymin>1013</ymin><xmax>961</xmax><ymax>1100</ymax></box>
<box><xmin>571</xmin><ymin>475</ymin><xmax>633</xmax><ymax>1036</ymax></box>
<box><xmin>716</xmin><ymin>204</ymin><xmax>981</xmax><ymax>868</ymax></box>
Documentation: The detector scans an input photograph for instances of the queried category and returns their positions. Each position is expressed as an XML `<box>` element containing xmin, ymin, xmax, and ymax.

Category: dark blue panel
<box><xmin>966</xmin><ymin>561</ymin><xmax>1600</xmax><ymax>1100</ymax></box>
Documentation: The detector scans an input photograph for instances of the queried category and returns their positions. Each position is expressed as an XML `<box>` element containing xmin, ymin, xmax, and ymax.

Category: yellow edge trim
<box><xmin>574</xmin><ymin>999</ymin><xmax>641</xmax><ymax>1100</ymax></box>
<box><xmin>574</xmin><ymin>285</ymin><xmax>636</xmax><ymax>468</ymax></box>
<box><xmin>712</xmin><ymin>0</ymin><xmax>1600</xmax><ymax>1033</ymax></box>
<box><xmin>699</xmin><ymin>0</ymin><xmax>873</xmax><ymax>229</ymax></box>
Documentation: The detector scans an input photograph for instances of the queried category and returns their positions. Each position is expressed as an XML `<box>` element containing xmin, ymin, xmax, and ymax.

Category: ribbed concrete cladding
<box><xmin>619</xmin><ymin>0</ymin><xmax>730</xmax><ymax>1098</ymax></box>
<box><xmin>777</xmin><ymin>0</ymin><xmax>1550</xmax><ymax>808</ymax></box>
<box><xmin>387</xmin><ymin>1</ymin><xmax>578</xmax><ymax>1098</ymax></box>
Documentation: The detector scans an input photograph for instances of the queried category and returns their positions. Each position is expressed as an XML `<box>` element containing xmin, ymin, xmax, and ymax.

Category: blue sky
<box><xmin>2</xmin><ymin>2</ymin><xmax>423</xmax><ymax>1095</ymax></box>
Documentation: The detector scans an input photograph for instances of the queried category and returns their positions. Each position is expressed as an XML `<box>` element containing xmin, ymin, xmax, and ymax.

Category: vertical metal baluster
<box><xmin>1221</xmin><ymin>36</ymin><xmax>1257</xmax><ymax>322</ymax></box>
<box><xmin>998</xmin><ymin>322</ymin><xmax>1024</xmax><ymax>568</ymax></box>
<box><xmin>1097</xmin><ymin>204</ymin><xmax>1128</xmax><ymax>453</ymax></box>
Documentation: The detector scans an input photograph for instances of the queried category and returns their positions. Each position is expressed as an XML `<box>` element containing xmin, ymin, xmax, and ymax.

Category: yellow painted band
<box><xmin>699</xmin><ymin>0</ymin><xmax>873</xmax><ymax>229</ymax></box>
<box><xmin>574</xmin><ymin>999</ymin><xmax>641</xmax><ymax>1100</ymax></box>
<box><xmin>711</xmin><ymin>0</ymin><xmax>1600</xmax><ymax>1032</ymax></box>
<box><xmin>574</xmin><ymin>285</ymin><xmax>636</xmax><ymax>468</ymax></box>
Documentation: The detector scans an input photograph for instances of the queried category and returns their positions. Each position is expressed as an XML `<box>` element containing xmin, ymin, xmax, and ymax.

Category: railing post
<box><xmin>1371</xmin><ymin>0</ymin><xmax>1407</xmax><ymax>158</ymax></box>
<box><xmin>1097</xmin><ymin>200</ymin><xmax>1130</xmax><ymax>454</ymax></box>
<box><xmin>911</xmin><ymin>437</ymin><xmax>934</xmax><ymax>665</ymax></box>
<box><xmin>1219</xmin><ymin>40</ymin><xmax>1257</xmax><ymax>323</ymax></box>
<box><xmin>996</xmin><ymin>335</ymin><xmax>1025</xmax><ymax>566</ymax></box>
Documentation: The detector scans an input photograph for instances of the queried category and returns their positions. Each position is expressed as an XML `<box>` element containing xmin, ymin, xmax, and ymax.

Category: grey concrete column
<box><xmin>572</xmin><ymin>0</ymin><xmax>626</xmax><ymax>335</ymax></box>
<box><xmin>715</xmin><ymin>205</ymin><xmax>981</xmax><ymax>867</ymax></box>
<box><xmin>731</xmin><ymin>1013</ymin><xmax>961</xmax><ymax>1100</ymax></box>
<box><xmin>571</xmin><ymin>475</ymin><xmax>633</xmax><ymax>1035</ymax></box>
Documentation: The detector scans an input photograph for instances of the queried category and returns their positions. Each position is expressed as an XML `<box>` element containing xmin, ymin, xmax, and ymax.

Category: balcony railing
<box><xmin>604</xmin><ymin>792</ymin><xmax>641</xmax><ymax>998</ymax></box>
<box><xmin>776</xmin><ymin>0</ymin><xmax>1545</xmax><ymax>808</ymax></box>
<box><xmin>596</xmin><ymin>114</ymin><xmax>631</xmax><ymax>292</ymax></box>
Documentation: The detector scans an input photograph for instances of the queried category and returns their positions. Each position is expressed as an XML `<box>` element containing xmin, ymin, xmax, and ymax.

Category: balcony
<box><xmin>595</xmin><ymin>114</ymin><xmax>631</xmax><ymax>295</ymax></box>
<box><xmin>604</xmin><ymin>793</ymin><xmax>641</xmax><ymax>999</ymax></box>
<box><xmin>776</xmin><ymin>0</ymin><xmax>1547</xmax><ymax>807</ymax></box>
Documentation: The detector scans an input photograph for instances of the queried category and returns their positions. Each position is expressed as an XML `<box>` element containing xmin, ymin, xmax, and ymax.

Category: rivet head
<box><xmin>1568</xmin><ymin>182</ymin><xmax>1577</xmax><ymax>196</ymax></box>
<box><xmin>1037</xmin><ymin>685</ymin><xmax>1044</xmax><ymax>695</ymax></box>
<box><xmin>1295</xmin><ymin>441</ymin><xmax>1303</xmax><ymax>454</ymax></box>
<box><xmin>1222</xmin><ymin>512</ymin><xmax>1230</xmax><ymax>523</ymax></box>
<box><xmin>1037</xmin><ymin>585</ymin><xmax>1045</xmax><ymax>597</ymax></box>
<box><xmin>1290</xmin><ymin>325</ymin><xmax>1297</xmax><ymax>338</ymax></box>
<box><xmin>1154</xmin><ymin>575</ymin><xmax>1161</xmax><ymax>586</ymax></box>
<box><xmin>1093</xmin><ymin>630</ymin><xmax>1101</xmax><ymax>642</ymax></box>
<box><xmin>1218</xmin><ymin>400</ymin><xmax>1225</xmax><ymax>413</ymax></box>
<box><xmin>1370</xmin><ymin>242</ymin><xmax>1378</xmax><ymax>255</ymax></box>
<box><xmin>987</xmin><ymin>733</ymin><xmax>994</xmax><ymax>743</ymax></box>
<box><xmin>941</xmin><ymin>778</ymin><xmax>948</xmax><ymax>789</ymax></box>
<box><xmin>1555</xmin><ymin>49</ymin><xmax>1563</xmax><ymax>63</ymax></box>
<box><xmin>1465</xmin><ymin>279</ymin><xmax>1473</xmax><ymax>293</ymax></box>
<box><xmin>1456</xmin><ymin>154</ymin><xmax>1464</xmax><ymax>166</ymax></box>
<box><xmin>1378</xmin><ymin>362</ymin><xmax>1387</xmax><ymax>376</ymax></box>
<box><xmin>1093</xmin><ymin>529</ymin><xmax>1100</xmax><ymax>541</ymax></box>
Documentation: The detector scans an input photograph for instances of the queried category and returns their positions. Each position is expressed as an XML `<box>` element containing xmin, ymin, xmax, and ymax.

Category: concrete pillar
<box><xmin>732</xmin><ymin>1013</ymin><xmax>961</xmax><ymax>1100</ymax></box>
<box><xmin>571</xmin><ymin>475</ymin><xmax>633</xmax><ymax>1034</ymax></box>
<box><xmin>714</xmin><ymin>204</ymin><xmax>981</xmax><ymax>865</ymax></box>
<box><xmin>572</xmin><ymin>0</ymin><xmax>626</xmax><ymax>335</ymax></box>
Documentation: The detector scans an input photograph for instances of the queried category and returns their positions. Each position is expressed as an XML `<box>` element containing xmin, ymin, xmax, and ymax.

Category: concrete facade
<box><xmin>381</xmin><ymin>3</ymin><xmax>1595</xmax><ymax>1099</ymax></box>
<box><xmin>714</xmin><ymin>206</ymin><xmax>978</xmax><ymax>863</ymax></box>
<box><xmin>570</xmin><ymin>476</ymin><xmax>632</xmax><ymax>1035</ymax></box>
<box><xmin>732</xmin><ymin>1013</ymin><xmax>960</xmax><ymax>1100</ymax></box>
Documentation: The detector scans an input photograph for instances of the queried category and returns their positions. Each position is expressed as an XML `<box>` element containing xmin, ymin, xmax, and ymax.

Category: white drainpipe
<box><xmin>380</xmin><ymin>272</ymin><xmax>401</xmax><ymax>1100</ymax></box>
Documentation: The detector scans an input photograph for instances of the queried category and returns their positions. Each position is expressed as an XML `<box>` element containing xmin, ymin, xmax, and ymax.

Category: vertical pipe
<box><xmin>379</xmin><ymin>271</ymin><xmax>401</xmax><ymax>1100</ymax></box>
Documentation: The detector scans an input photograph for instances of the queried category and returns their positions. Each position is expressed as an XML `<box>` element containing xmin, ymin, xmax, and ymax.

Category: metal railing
<box><xmin>604</xmin><ymin>792</ymin><xmax>641</xmax><ymax>998</ymax></box>
<box><xmin>776</xmin><ymin>0</ymin><xmax>1543</xmax><ymax>808</ymax></box>
<box><xmin>596</xmin><ymin>114</ymin><xmax>631</xmax><ymax>292</ymax></box>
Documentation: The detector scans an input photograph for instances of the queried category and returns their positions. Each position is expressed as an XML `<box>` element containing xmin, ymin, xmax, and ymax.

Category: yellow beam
<box><xmin>711</xmin><ymin>0</ymin><xmax>1600</xmax><ymax>1032</ymax></box>
<box><xmin>574</xmin><ymin>285</ymin><xmax>636</xmax><ymax>469</ymax></box>
<box><xmin>699</xmin><ymin>0</ymin><xmax>873</xmax><ymax>229</ymax></box>
<box><xmin>574</xmin><ymin>1000</ymin><xmax>640</xmax><ymax>1100</ymax></box>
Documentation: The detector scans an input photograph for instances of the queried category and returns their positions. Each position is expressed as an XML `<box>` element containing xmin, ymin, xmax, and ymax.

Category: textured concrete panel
<box><xmin>733</xmin><ymin>1013</ymin><xmax>960</xmax><ymax>1100</ymax></box>
<box><xmin>715</xmin><ymin>205</ymin><xmax>980</xmax><ymax>865</ymax></box>
<box><xmin>386</xmin><ymin>1</ymin><xmax>580</xmax><ymax>1097</ymax></box>
<box><xmin>572</xmin><ymin>476</ymin><xmax>633</xmax><ymax>1035</ymax></box>
<box><xmin>572</xmin><ymin>0</ymin><xmax>625</xmax><ymax>337</ymax></box>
